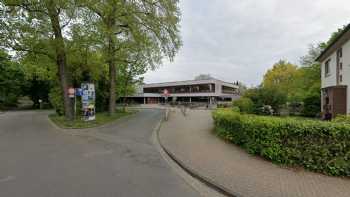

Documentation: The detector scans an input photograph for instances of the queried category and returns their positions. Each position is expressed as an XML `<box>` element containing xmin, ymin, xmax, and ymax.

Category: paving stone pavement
<box><xmin>159</xmin><ymin>109</ymin><xmax>350</xmax><ymax>197</ymax></box>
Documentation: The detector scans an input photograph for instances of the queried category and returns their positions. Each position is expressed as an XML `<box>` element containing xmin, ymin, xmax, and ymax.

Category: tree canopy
<box><xmin>0</xmin><ymin>0</ymin><xmax>182</xmax><ymax>117</ymax></box>
<box><xmin>262</xmin><ymin>60</ymin><xmax>301</xmax><ymax>101</ymax></box>
<box><xmin>241</xmin><ymin>23</ymin><xmax>348</xmax><ymax>116</ymax></box>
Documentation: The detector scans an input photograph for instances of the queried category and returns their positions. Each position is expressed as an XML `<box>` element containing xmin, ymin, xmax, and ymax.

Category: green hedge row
<box><xmin>212</xmin><ymin>109</ymin><xmax>350</xmax><ymax>176</ymax></box>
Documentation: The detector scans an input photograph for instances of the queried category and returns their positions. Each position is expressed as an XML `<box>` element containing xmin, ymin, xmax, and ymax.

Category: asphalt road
<box><xmin>0</xmin><ymin>109</ymin><xmax>199</xmax><ymax>197</ymax></box>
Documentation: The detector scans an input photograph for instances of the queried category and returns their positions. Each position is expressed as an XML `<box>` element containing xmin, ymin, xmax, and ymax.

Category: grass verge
<box><xmin>49</xmin><ymin>110</ymin><xmax>134</xmax><ymax>129</ymax></box>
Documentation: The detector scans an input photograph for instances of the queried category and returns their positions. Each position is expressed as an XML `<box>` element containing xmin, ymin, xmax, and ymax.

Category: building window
<box><xmin>222</xmin><ymin>86</ymin><xmax>236</xmax><ymax>94</ymax></box>
<box><xmin>340</xmin><ymin>62</ymin><xmax>343</xmax><ymax>70</ymax></box>
<box><xmin>325</xmin><ymin>59</ymin><xmax>330</xmax><ymax>76</ymax></box>
<box><xmin>340</xmin><ymin>75</ymin><xmax>343</xmax><ymax>82</ymax></box>
<box><xmin>337</xmin><ymin>48</ymin><xmax>343</xmax><ymax>58</ymax></box>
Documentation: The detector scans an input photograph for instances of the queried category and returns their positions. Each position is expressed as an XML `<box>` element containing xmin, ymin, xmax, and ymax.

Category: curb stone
<box><xmin>155</xmin><ymin>110</ymin><xmax>241</xmax><ymax>197</ymax></box>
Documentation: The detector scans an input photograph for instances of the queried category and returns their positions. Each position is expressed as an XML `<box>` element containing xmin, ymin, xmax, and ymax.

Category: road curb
<box><xmin>154</xmin><ymin>110</ymin><xmax>241</xmax><ymax>197</ymax></box>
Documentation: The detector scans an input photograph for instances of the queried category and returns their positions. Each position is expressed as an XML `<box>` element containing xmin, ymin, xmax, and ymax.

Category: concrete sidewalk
<box><xmin>158</xmin><ymin>109</ymin><xmax>350</xmax><ymax>197</ymax></box>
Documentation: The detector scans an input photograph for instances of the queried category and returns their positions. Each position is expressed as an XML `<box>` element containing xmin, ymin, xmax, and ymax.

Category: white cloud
<box><xmin>143</xmin><ymin>0</ymin><xmax>350</xmax><ymax>85</ymax></box>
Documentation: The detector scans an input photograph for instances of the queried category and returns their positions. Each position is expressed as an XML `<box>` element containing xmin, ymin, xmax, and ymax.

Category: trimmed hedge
<box><xmin>212</xmin><ymin>109</ymin><xmax>350</xmax><ymax>176</ymax></box>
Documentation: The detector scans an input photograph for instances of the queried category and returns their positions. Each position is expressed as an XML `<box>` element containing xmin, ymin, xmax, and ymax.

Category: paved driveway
<box><xmin>0</xmin><ymin>109</ymin><xmax>199</xmax><ymax>197</ymax></box>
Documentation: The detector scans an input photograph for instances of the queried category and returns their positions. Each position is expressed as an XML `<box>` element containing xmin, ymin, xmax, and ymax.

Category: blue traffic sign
<box><xmin>76</xmin><ymin>88</ymin><xmax>83</xmax><ymax>96</ymax></box>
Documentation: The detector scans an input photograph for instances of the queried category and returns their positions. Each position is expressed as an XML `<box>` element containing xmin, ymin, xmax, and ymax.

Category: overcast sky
<box><xmin>143</xmin><ymin>0</ymin><xmax>350</xmax><ymax>86</ymax></box>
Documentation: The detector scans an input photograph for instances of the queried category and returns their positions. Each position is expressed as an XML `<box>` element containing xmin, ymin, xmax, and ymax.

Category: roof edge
<box><xmin>144</xmin><ymin>78</ymin><xmax>237</xmax><ymax>86</ymax></box>
<box><xmin>316</xmin><ymin>23</ymin><xmax>350</xmax><ymax>62</ymax></box>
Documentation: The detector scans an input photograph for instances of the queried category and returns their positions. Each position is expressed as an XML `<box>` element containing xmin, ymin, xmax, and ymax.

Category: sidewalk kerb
<box><xmin>154</xmin><ymin>110</ymin><xmax>241</xmax><ymax>197</ymax></box>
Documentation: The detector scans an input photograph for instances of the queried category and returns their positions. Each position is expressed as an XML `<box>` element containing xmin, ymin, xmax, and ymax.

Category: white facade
<box><xmin>320</xmin><ymin>31</ymin><xmax>350</xmax><ymax>114</ymax></box>
<box><xmin>142</xmin><ymin>79</ymin><xmax>238</xmax><ymax>98</ymax></box>
<box><xmin>128</xmin><ymin>78</ymin><xmax>240</xmax><ymax>104</ymax></box>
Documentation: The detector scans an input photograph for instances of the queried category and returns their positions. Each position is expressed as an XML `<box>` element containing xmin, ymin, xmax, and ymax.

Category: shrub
<box><xmin>49</xmin><ymin>86</ymin><xmax>64</xmax><ymax>115</ymax></box>
<box><xmin>232</xmin><ymin>97</ymin><xmax>254</xmax><ymax>113</ymax></box>
<box><xmin>212</xmin><ymin>109</ymin><xmax>350</xmax><ymax>176</ymax></box>
<box><xmin>256</xmin><ymin>105</ymin><xmax>274</xmax><ymax>115</ymax></box>
<box><xmin>231</xmin><ymin>106</ymin><xmax>240</xmax><ymax>112</ymax></box>
<box><xmin>302</xmin><ymin>94</ymin><xmax>321</xmax><ymax>117</ymax></box>
<box><xmin>244</xmin><ymin>87</ymin><xmax>287</xmax><ymax>113</ymax></box>
<box><xmin>333</xmin><ymin>115</ymin><xmax>350</xmax><ymax>124</ymax></box>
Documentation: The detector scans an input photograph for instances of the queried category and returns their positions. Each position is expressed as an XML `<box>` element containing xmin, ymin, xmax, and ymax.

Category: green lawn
<box><xmin>49</xmin><ymin>110</ymin><xmax>134</xmax><ymax>129</ymax></box>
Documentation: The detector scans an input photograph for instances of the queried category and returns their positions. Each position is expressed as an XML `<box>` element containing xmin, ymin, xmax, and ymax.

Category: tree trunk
<box><xmin>106</xmin><ymin>6</ymin><xmax>118</xmax><ymax>115</ymax></box>
<box><xmin>122</xmin><ymin>79</ymin><xmax>129</xmax><ymax>112</ymax></box>
<box><xmin>108</xmin><ymin>34</ymin><xmax>117</xmax><ymax>115</ymax></box>
<box><xmin>122</xmin><ymin>72</ymin><xmax>131</xmax><ymax>112</ymax></box>
<box><xmin>46</xmin><ymin>1</ymin><xmax>73</xmax><ymax>120</ymax></box>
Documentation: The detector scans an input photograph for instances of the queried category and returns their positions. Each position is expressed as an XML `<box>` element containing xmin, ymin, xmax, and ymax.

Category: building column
<box><xmin>144</xmin><ymin>97</ymin><xmax>146</xmax><ymax>104</ymax></box>
<box><xmin>189</xmin><ymin>97</ymin><xmax>192</xmax><ymax>103</ymax></box>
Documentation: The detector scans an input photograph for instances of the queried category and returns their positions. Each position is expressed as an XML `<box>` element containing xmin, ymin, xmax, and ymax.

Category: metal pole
<box><xmin>74</xmin><ymin>93</ymin><xmax>76</xmax><ymax>120</ymax></box>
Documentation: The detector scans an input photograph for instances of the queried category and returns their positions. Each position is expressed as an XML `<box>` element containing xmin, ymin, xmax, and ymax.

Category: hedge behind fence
<box><xmin>212</xmin><ymin>109</ymin><xmax>350</xmax><ymax>176</ymax></box>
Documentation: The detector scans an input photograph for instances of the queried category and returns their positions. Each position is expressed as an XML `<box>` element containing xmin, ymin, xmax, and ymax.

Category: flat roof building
<box><xmin>127</xmin><ymin>78</ymin><xmax>240</xmax><ymax>104</ymax></box>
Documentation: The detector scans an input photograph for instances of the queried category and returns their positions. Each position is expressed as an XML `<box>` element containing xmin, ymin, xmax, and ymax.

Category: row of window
<box><xmin>324</xmin><ymin>60</ymin><xmax>343</xmax><ymax>74</ymax></box>
<box><xmin>143</xmin><ymin>84</ymin><xmax>238</xmax><ymax>94</ymax></box>
<box><xmin>144</xmin><ymin>84</ymin><xmax>216</xmax><ymax>94</ymax></box>
<box><xmin>324</xmin><ymin>48</ymin><xmax>343</xmax><ymax>83</ymax></box>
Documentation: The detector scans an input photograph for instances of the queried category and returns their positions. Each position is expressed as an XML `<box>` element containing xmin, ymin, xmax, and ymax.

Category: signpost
<box><xmin>68</xmin><ymin>87</ymin><xmax>76</xmax><ymax>118</ymax></box>
<box><xmin>163</xmin><ymin>89</ymin><xmax>169</xmax><ymax>103</ymax></box>
<box><xmin>68</xmin><ymin>87</ymin><xmax>75</xmax><ymax>98</ymax></box>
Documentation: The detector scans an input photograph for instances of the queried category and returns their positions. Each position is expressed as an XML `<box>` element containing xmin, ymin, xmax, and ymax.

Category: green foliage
<box><xmin>22</xmin><ymin>78</ymin><xmax>52</xmax><ymax>108</ymax></box>
<box><xmin>333</xmin><ymin>115</ymin><xmax>350</xmax><ymax>124</ymax></box>
<box><xmin>263</xmin><ymin>60</ymin><xmax>302</xmax><ymax>101</ymax></box>
<box><xmin>302</xmin><ymin>94</ymin><xmax>321</xmax><ymax>117</ymax></box>
<box><xmin>213</xmin><ymin>109</ymin><xmax>350</xmax><ymax>176</ymax></box>
<box><xmin>232</xmin><ymin>97</ymin><xmax>254</xmax><ymax>114</ymax></box>
<box><xmin>243</xmin><ymin>86</ymin><xmax>287</xmax><ymax>114</ymax></box>
<box><xmin>95</xmin><ymin>66</ymin><xmax>110</xmax><ymax>112</ymax></box>
<box><xmin>324</xmin><ymin>24</ymin><xmax>349</xmax><ymax>47</ymax></box>
<box><xmin>0</xmin><ymin>50</ymin><xmax>25</xmax><ymax>107</ymax></box>
<box><xmin>49</xmin><ymin>110</ymin><xmax>132</xmax><ymax>129</ymax></box>
<box><xmin>81</xmin><ymin>0</ymin><xmax>182</xmax><ymax>114</ymax></box>
<box><xmin>49</xmin><ymin>85</ymin><xmax>64</xmax><ymax>115</ymax></box>
<box><xmin>253</xmin><ymin>24</ymin><xmax>348</xmax><ymax>116</ymax></box>
<box><xmin>231</xmin><ymin>106</ymin><xmax>240</xmax><ymax>112</ymax></box>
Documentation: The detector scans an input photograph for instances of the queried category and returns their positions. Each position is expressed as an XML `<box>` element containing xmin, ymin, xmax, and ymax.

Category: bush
<box><xmin>302</xmin><ymin>94</ymin><xmax>321</xmax><ymax>117</ymax></box>
<box><xmin>244</xmin><ymin>87</ymin><xmax>287</xmax><ymax>114</ymax></box>
<box><xmin>333</xmin><ymin>115</ymin><xmax>350</xmax><ymax>124</ymax></box>
<box><xmin>212</xmin><ymin>109</ymin><xmax>350</xmax><ymax>176</ymax></box>
<box><xmin>232</xmin><ymin>97</ymin><xmax>254</xmax><ymax>113</ymax></box>
<box><xmin>256</xmin><ymin>105</ymin><xmax>274</xmax><ymax>115</ymax></box>
<box><xmin>49</xmin><ymin>86</ymin><xmax>64</xmax><ymax>115</ymax></box>
<box><xmin>231</xmin><ymin>106</ymin><xmax>240</xmax><ymax>112</ymax></box>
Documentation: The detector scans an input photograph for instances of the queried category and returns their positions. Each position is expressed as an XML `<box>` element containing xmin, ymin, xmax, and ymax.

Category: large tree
<box><xmin>262</xmin><ymin>60</ymin><xmax>302</xmax><ymax>101</ymax></box>
<box><xmin>0</xmin><ymin>50</ymin><xmax>25</xmax><ymax>108</ymax></box>
<box><xmin>0</xmin><ymin>0</ymin><xmax>77</xmax><ymax>119</ymax></box>
<box><xmin>82</xmin><ymin>0</ymin><xmax>181</xmax><ymax>115</ymax></box>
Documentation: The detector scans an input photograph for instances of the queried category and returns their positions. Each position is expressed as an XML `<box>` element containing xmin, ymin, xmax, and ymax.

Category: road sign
<box><xmin>68</xmin><ymin>87</ymin><xmax>75</xmax><ymax>98</ymax></box>
<box><xmin>76</xmin><ymin>88</ymin><xmax>83</xmax><ymax>96</ymax></box>
<box><xmin>163</xmin><ymin>89</ymin><xmax>169</xmax><ymax>97</ymax></box>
